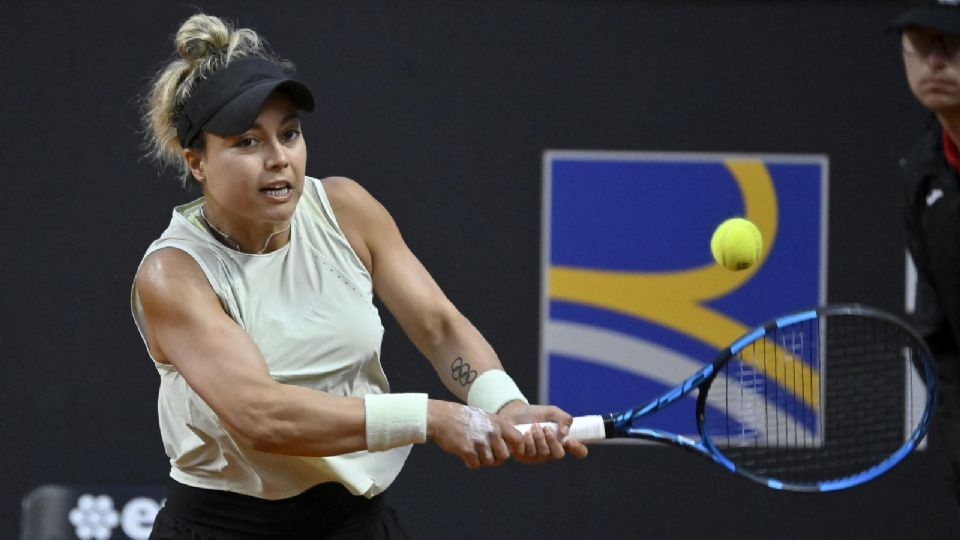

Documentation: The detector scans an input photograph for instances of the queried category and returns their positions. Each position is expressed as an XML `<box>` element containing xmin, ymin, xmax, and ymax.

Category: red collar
<box><xmin>943</xmin><ymin>127</ymin><xmax>960</xmax><ymax>174</ymax></box>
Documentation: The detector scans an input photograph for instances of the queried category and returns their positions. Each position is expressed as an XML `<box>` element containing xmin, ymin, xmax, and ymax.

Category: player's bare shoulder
<box><xmin>321</xmin><ymin>176</ymin><xmax>393</xmax><ymax>228</ymax></box>
<box><xmin>137</xmin><ymin>248</ymin><xmax>204</xmax><ymax>292</ymax></box>
<box><xmin>321</xmin><ymin>176</ymin><xmax>379</xmax><ymax>216</ymax></box>
<box><xmin>135</xmin><ymin>248</ymin><xmax>219</xmax><ymax>320</ymax></box>
<box><xmin>321</xmin><ymin>177</ymin><xmax>387</xmax><ymax>270</ymax></box>
<box><xmin>135</xmin><ymin>248</ymin><xmax>219</xmax><ymax>363</ymax></box>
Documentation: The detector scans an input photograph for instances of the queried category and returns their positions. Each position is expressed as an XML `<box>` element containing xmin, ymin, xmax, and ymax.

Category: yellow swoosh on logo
<box><xmin>548</xmin><ymin>159</ymin><xmax>819</xmax><ymax>407</ymax></box>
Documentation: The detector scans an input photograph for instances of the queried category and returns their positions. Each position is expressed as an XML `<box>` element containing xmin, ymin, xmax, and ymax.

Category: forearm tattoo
<box><xmin>451</xmin><ymin>357</ymin><xmax>478</xmax><ymax>387</ymax></box>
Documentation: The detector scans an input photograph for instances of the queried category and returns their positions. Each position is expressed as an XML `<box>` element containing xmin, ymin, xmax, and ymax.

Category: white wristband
<box><xmin>466</xmin><ymin>369</ymin><xmax>528</xmax><ymax>413</ymax></box>
<box><xmin>364</xmin><ymin>393</ymin><xmax>428</xmax><ymax>452</ymax></box>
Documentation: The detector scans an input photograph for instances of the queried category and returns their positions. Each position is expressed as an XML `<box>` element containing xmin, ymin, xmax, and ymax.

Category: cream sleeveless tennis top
<box><xmin>130</xmin><ymin>176</ymin><xmax>410</xmax><ymax>500</ymax></box>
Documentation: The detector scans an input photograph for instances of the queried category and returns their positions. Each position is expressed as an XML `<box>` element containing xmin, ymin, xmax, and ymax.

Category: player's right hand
<box><xmin>426</xmin><ymin>400</ymin><xmax>523</xmax><ymax>469</ymax></box>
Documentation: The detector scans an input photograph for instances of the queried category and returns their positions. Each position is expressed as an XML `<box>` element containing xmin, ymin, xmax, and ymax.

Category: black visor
<box><xmin>176</xmin><ymin>57</ymin><xmax>315</xmax><ymax>148</ymax></box>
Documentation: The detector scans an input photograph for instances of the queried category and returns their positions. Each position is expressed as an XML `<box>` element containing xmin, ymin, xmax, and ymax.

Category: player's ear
<box><xmin>183</xmin><ymin>147</ymin><xmax>205</xmax><ymax>183</ymax></box>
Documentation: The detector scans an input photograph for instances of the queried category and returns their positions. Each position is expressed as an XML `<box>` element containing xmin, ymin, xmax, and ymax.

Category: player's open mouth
<box><xmin>261</xmin><ymin>184</ymin><xmax>293</xmax><ymax>197</ymax></box>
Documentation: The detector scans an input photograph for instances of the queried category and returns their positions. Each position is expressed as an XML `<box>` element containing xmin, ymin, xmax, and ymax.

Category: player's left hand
<box><xmin>497</xmin><ymin>401</ymin><xmax>589</xmax><ymax>463</ymax></box>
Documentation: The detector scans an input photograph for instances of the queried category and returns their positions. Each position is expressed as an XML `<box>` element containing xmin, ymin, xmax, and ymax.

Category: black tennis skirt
<box><xmin>149</xmin><ymin>478</ymin><xmax>409</xmax><ymax>540</ymax></box>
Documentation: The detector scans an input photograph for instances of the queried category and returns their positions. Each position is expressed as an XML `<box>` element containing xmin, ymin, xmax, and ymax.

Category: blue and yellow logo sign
<box><xmin>540</xmin><ymin>151</ymin><xmax>828</xmax><ymax>434</ymax></box>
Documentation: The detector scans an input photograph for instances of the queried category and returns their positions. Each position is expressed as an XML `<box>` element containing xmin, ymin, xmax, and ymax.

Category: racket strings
<box><xmin>702</xmin><ymin>313</ymin><xmax>928</xmax><ymax>486</ymax></box>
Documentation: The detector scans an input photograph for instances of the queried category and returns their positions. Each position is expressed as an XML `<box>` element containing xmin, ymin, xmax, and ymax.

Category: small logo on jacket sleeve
<box><xmin>926</xmin><ymin>188</ymin><xmax>944</xmax><ymax>207</ymax></box>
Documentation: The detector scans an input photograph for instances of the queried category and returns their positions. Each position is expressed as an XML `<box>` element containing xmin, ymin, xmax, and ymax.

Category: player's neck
<box><xmin>200</xmin><ymin>204</ymin><xmax>291</xmax><ymax>254</ymax></box>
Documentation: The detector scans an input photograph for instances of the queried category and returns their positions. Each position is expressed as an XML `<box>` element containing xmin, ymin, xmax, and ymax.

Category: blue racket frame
<box><xmin>601</xmin><ymin>304</ymin><xmax>937</xmax><ymax>492</ymax></box>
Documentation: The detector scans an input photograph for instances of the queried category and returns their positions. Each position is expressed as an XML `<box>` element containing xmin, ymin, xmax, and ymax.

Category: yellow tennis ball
<box><xmin>710</xmin><ymin>218</ymin><xmax>762</xmax><ymax>271</ymax></box>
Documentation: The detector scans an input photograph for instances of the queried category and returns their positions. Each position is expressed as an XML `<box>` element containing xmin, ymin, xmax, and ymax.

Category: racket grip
<box><xmin>515</xmin><ymin>415</ymin><xmax>607</xmax><ymax>442</ymax></box>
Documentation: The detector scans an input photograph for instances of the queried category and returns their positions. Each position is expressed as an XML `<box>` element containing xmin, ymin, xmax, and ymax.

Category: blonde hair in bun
<box><xmin>141</xmin><ymin>13</ymin><xmax>289</xmax><ymax>185</ymax></box>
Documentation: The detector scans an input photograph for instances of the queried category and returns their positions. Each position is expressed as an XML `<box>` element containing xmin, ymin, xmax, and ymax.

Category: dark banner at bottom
<box><xmin>21</xmin><ymin>485</ymin><xmax>164</xmax><ymax>540</ymax></box>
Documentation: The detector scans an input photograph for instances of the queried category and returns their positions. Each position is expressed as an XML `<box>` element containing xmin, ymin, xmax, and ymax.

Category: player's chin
<box><xmin>918</xmin><ymin>94</ymin><xmax>960</xmax><ymax>112</ymax></box>
<box><xmin>260</xmin><ymin>194</ymin><xmax>301</xmax><ymax>221</ymax></box>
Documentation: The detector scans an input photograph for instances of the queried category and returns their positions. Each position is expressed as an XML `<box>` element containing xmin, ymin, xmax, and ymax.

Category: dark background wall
<box><xmin>2</xmin><ymin>1</ymin><xmax>954</xmax><ymax>538</ymax></box>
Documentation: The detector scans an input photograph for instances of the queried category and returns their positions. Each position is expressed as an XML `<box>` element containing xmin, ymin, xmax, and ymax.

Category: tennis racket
<box><xmin>521</xmin><ymin>304</ymin><xmax>936</xmax><ymax>492</ymax></box>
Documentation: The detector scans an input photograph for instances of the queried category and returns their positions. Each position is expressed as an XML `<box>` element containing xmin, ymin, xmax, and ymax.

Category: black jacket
<box><xmin>901</xmin><ymin>119</ymin><xmax>960</xmax><ymax>354</ymax></box>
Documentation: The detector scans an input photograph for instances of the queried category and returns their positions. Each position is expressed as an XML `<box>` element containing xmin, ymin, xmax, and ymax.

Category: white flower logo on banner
<box><xmin>68</xmin><ymin>494</ymin><xmax>120</xmax><ymax>540</ymax></box>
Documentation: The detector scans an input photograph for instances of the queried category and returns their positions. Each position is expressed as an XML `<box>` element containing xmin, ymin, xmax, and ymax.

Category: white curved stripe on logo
<box><xmin>544</xmin><ymin>320</ymin><xmax>819</xmax><ymax>444</ymax></box>
<box><xmin>544</xmin><ymin>319</ymin><xmax>709</xmax><ymax>386</ymax></box>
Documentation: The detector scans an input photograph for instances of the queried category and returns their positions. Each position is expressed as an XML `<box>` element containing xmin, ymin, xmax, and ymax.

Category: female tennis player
<box><xmin>132</xmin><ymin>13</ymin><xmax>587</xmax><ymax>539</ymax></box>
